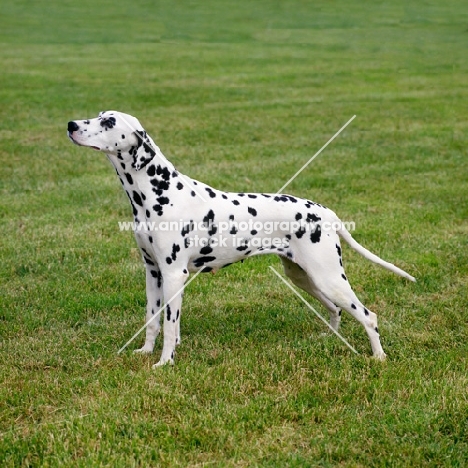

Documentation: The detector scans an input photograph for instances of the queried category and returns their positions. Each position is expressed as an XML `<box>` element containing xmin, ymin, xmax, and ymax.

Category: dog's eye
<box><xmin>100</xmin><ymin>116</ymin><xmax>117</xmax><ymax>129</ymax></box>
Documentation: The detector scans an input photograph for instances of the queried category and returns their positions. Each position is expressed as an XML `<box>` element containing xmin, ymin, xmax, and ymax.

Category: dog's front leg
<box><xmin>134</xmin><ymin>265</ymin><xmax>163</xmax><ymax>354</ymax></box>
<box><xmin>153</xmin><ymin>270</ymin><xmax>188</xmax><ymax>367</ymax></box>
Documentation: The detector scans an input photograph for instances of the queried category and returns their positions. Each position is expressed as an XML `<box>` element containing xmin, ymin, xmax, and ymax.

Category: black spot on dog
<box><xmin>230</xmin><ymin>227</ymin><xmax>238</xmax><ymax>235</ymax></box>
<box><xmin>166</xmin><ymin>257</ymin><xmax>172</xmax><ymax>265</ymax></box>
<box><xmin>153</xmin><ymin>205</ymin><xmax>163</xmax><ymax>216</ymax></box>
<box><xmin>375</xmin><ymin>327</ymin><xmax>379</xmax><ymax>334</ymax></box>
<box><xmin>205</xmin><ymin>187</ymin><xmax>216</xmax><ymax>198</ymax></box>
<box><xmin>200</xmin><ymin>246</ymin><xmax>213</xmax><ymax>255</ymax></box>
<box><xmin>157</xmin><ymin>196</ymin><xmax>170</xmax><ymax>205</ymax></box>
<box><xmin>152</xmin><ymin>188</ymin><xmax>163</xmax><ymax>196</ymax></box>
<box><xmin>146</xmin><ymin>165</ymin><xmax>156</xmax><ymax>177</ymax></box>
<box><xmin>274</xmin><ymin>195</ymin><xmax>297</xmax><ymax>203</ymax></box>
<box><xmin>222</xmin><ymin>194</ymin><xmax>228</xmax><ymax>199</ymax></box>
<box><xmin>159</xmin><ymin>180</ymin><xmax>170</xmax><ymax>191</ymax></box>
<box><xmin>133</xmin><ymin>191</ymin><xmax>143</xmax><ymax>206</ymax></box>
<box><xmin>191</xmin><ymin>191</ymin><xmax>196</xmax><ymax>197</ymax></box>
<box><xmin>238</xmin><ymin>193</ymin><xmax>245</xmax><ymax>197</ymax></box>
<box><xmin>236</xmin><ymin>245</ymin><xmax>249</xmax><ymax>252</ymax></box>
<box><xmin>156</xmin><ymin>165</ymin><xmax>171</xmax><ymax>181</ymax></box>
<box><xmin>229</xmin><ymin>214</ymin><xmax>235</xmax><ymax>221</ymax></box>
<box><xmin>193</xmin><ymin>256</ymin><xmax>216</xmax><ymax>267</ymax></box>
<box><xmin>306</xmin><ymin>213</ymin><xmax>321</xmax><ymax>223</ymax></box>
<box><xmin>295</xmin><ymin>227</ymin><xmax>306</xmax><ymax>239</ymax></box>
<box><xmin>144</xmin><ymin>257</ymin><xmax>154</xmax><ymax>266</ymax></box>
<box><xmin>351</xmin><ymin>303</ymin><xmax>356</xmax><ymax>310</ymax></box>
<box><xmin>177</xmin><ymin>182</ymin><xmax>184</xmax><ymax>190</ymax></box>
<box><xmin>156</xmin><ymin>271</ymin><xmax>163</xmax><ymax>288</ymax></box>
<box><xmin>295</xmin><ymin>213</ymin><xmax>302</xmax><ymax>221</ymax></box>
<box><xmin>248</xmin><ymin>207</ymin><xmax>257</xmax><ymax>217</ymax></box>
<box><xmin>201</xmin><ymin>267</ymin><xmax>213</xmax><ymax>273</ymax></box>
<box><xmin>166</xmin><ymin>305</ymin><xmax>171</xmax><ymax>321</ymax></box>
<box><xmin>232</xmin><ymin>200</ymin><xmax>240</xmax><ymax>206</ymax></box>
<box><xmin>364</xmin><ymin>308</ymin><xmax>369</xmax><ymax>316</ymax></box>
<box><xmin>203</xmin><ymin>210</ymin><xmax>215</xmax><ymax>227</ymax></box>
<box><xmin>208</xmin><ymin>225</ymin><xmax>217</xmax><ymax>236</ymax></box>
<box><xmin>181</xmin><ymin>221</ymin><xmax>194</xmax><ymax>237</ymax></box>
<box><xmin>149</xmin><ymin>236</ymin><xmax>153</xmax><ymax>243</ymax></box>
<box><xmin>251</xmin><ymin>230</ymin><xmax>257</xmax><ymax>235</ymax></box>
<box><xmin>172</xmin><ymin>243</ymin><xmax>181</xmax><ymax>261</ymax></box>
<box><xmin>341</xmin><ymin>274</ymin><xmax>347</xmax><ymax>281</ymax></box>
<box><xmin>336</xmin><ymin>244</ymin><xmax>342</xmax><ymax>257</ymax></box>
<box><xmin>248</xmin><ymin>194</ymin><xmax>257</xmax><ymax>199</ymax></box>
<box><xmin>145</xmin><ymin>209</ymin><xmax>150</xmax><ymax>218</ymax></box>
<box><xmin>100</xmin><ymin>116</ymin><xmax>116</xmax><ymax>129</ymax></box>
<box><xmin>310</xmin><ymin>225</ymin><xmax>321</xmax><ymax>243</ymax></box>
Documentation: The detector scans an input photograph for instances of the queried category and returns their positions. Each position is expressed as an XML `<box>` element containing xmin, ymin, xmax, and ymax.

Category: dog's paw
<box><xmin>152</xmin><ymin>357</ymin><xmax>174</xmax><ymax>368</ymax></box>
<box><xmin>133</xmin><ymin>344</ymin><xmax>154</xmax><ymax>354</ymax></box>
<box><xmin>152</xmin><ymin>349</ymin><xmax>175</xmax><ymax>367</ymax></box>
<box><xmin>373</xmin><ymin>351</ymin><xmax>387</xmax><ymax>361</ymax></box>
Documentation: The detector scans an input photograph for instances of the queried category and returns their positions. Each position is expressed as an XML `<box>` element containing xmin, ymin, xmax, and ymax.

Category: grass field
<box><xmin>1</xmin><ymin>0</ymin><xmax>467</xmax><ymax>466</ymax></box>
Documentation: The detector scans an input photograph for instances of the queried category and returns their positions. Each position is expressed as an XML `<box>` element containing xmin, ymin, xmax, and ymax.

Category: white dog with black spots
<box><xmin>68</xmin><ymin>111</ymin><xmax>415</xmax><ymax>367</ymax></box>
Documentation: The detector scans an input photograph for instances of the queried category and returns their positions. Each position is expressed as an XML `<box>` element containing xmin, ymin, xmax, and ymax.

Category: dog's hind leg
<box><xmin>304</xmin><ymin>266</ymin><xmax>385</xmax><ymax>359</ymax></box>
<box><xmin>280</xmin><ymin>257</ymin><xmax>342</xmax><ymax>332</ymax></box>
<box><xmin>282</xmin><ymin>238</ymin><xmax>385</xmax><ymax>359</ymax></box>
<box><xmin>326</xmin><ymin>288</ymin><xmax>385</xmax><ymax>359</ymax></box>
<box><xmin>134</xmin><ymin>265</ymin><xmax>163</xmax><ymax>354</ymax></box>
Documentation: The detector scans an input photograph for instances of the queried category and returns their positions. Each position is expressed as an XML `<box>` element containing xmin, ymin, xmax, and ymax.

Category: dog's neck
<box><xmin>106</xmin><ymin>143</ymin><xmax>179</xmax><ymax>223</ymax></box>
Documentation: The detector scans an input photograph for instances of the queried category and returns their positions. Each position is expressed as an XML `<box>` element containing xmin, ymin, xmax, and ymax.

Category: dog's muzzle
<box><xmin>68</xmin><ymin>121</ymin><xmax>79</xmax><ymax>133</ymax></box>
<box><xmin>67</xmin><ymin>121</ymin><xmax>100</xmax><ymax>150</ymax></box>
<box><xmin>67</xmin><ymin>121</ymin><xmax>81</xmax><ymax>145</ymax></box>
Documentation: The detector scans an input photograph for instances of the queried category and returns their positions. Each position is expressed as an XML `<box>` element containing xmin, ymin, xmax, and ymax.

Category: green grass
<box><xmin>1</xmin><ymin>0</ymin><xmax>467</xmax><ymax>466</ymax></box>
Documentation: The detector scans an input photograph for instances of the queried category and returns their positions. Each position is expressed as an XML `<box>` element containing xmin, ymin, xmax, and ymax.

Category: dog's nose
<box><xmin>67</xmin><ymin>121</ymin><xmax>79</xmax><ymax>133</ymax></box>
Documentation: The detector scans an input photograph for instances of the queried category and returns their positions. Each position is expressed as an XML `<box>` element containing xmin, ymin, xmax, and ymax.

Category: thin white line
<box><xmin>269</xmin><ymin>266</ymin><xmax>359</xmax><ymax>355</ymax></box>
<box><xmin>271</xmin><ymin>115</ymin><xmax>356</xmax><ymax>198</ymax></box>
<box><xmin>117</xmin><ymin>268</ymin><xmax>204</xmax><ymax>354</ymax></box>
<box><xmin>175</xmin><ymin>173</ymin><xmax>209</xmax><ymax>203</ymax></box>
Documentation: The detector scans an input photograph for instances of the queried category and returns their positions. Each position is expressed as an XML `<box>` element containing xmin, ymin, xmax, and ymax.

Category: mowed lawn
<box><xmin>1</xmin><ymin>1</ymin><xmax>467</xmax><ymax>466</ymax></box>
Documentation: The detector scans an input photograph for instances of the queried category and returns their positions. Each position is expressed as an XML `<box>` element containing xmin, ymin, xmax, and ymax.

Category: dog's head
<box><xmin>67</xmin><ymin>111</ymin><xmax>156</xmax><ymax>170</ymax></box>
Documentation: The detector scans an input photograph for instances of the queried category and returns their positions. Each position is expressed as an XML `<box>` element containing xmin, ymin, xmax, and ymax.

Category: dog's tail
<box><xmin>336</xmin><ymin>222</ymin><xmax>416</xmax><ymax>282</ymax></box>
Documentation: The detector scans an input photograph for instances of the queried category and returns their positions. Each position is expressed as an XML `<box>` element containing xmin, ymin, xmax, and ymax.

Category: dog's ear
<box><xmin>131</xmin><ymin>130</ymin><xmax>156</xmax><ymax>171</ymax></box>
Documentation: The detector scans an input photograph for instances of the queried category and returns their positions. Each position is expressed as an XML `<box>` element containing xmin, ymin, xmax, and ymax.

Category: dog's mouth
<box><xmin>68</xmin><ymin>133</ymin><xmax>101</xmax><ymax>151</ymax></box>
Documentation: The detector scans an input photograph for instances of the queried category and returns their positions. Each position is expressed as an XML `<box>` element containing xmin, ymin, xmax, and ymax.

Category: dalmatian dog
<box><xmin>67</xmin><ymin>111</ymin><xmax>415</xmax><ymax>367</ymax></box>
